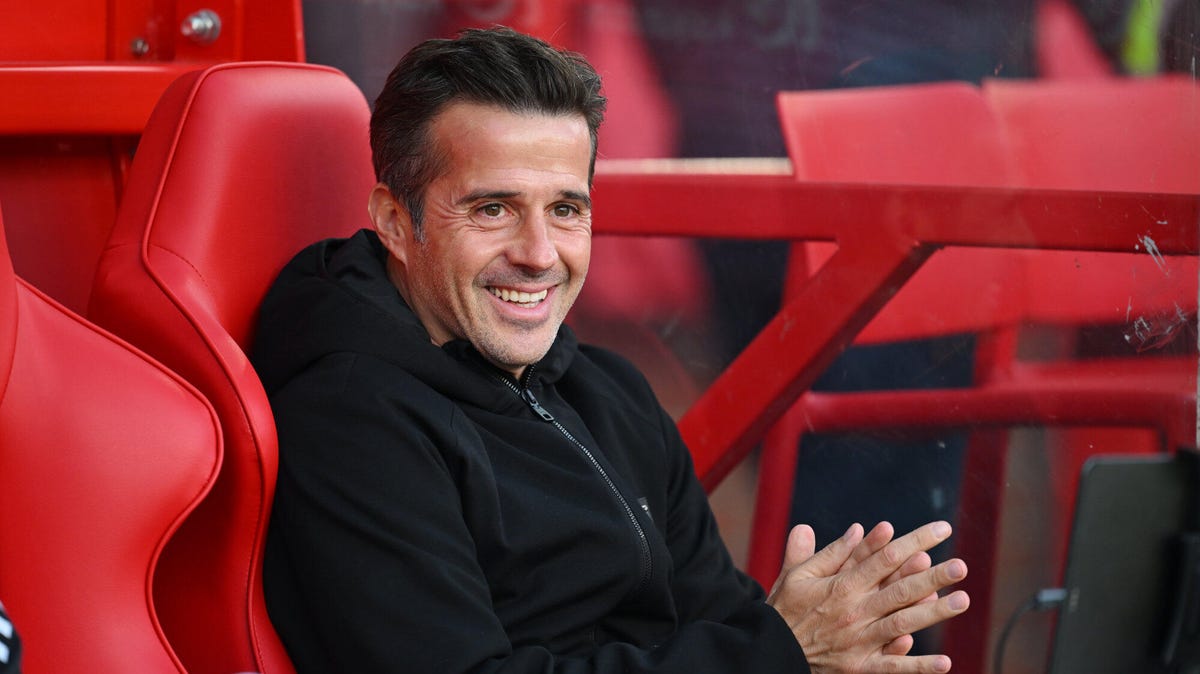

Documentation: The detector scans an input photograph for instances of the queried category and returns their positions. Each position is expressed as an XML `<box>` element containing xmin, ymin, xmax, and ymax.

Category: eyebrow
<box><xmin>456</xmin><ymin>190</ymin><xmax>519</xmax><ymax>207</ymax></box>
<box><xmin>456</xmin><ymin>189</ymin><xmax>592</xmax><ymax>210</ymax></box>
<box><xmin>562</xmin><ymin>190</ymin><xmax>592</xmax><ymax>210</ymax></box>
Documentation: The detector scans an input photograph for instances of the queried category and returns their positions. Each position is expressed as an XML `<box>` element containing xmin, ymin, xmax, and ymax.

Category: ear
<box><xmin>369</xmin><ymin>183</ymin><xmax>413</xmax><ymax>266</ymax></box>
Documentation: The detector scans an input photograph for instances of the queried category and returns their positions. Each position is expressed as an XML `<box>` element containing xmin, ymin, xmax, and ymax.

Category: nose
<box><xmin>506</xmin><ymin>214</ymin><xmax>559</xmax><ymax>272</ymax></box>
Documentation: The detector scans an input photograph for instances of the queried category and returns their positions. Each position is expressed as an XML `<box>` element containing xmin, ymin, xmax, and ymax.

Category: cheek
<box><xmin>411</xmin><ymin>247</ymin><xmax>461</xmax><ymax>308</ymax></box>
<box><xmin>559</xmin><ymin>233</ymin><xmax>592</xmax><ymax>277</ymax></box>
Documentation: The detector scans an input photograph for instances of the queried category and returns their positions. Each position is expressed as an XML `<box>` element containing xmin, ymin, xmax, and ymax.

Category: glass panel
<box><xmin>302</xmin><ymin>3</ymin><xmax>1199</xmax><ymax>670</ymax></box>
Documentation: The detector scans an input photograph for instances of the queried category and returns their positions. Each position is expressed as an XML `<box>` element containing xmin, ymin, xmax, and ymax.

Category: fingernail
<box><xmin>948</xmin><ymin>559</ymin><xmax>967</xmax><ymax>580</ymax></box>
<box><xmin>933</xmin><ymin>521</ymin><xmax>951</xmax><ymax>538</ymax></box>
<box><xmin>934</xmin><ymin>656</ymin><xmax>952</xmax><ymax>673</ymax></box>
<box><xmin>948</xmin><ymin>591</ymin><xmax>969</xmax><ymax>611</ymax></box>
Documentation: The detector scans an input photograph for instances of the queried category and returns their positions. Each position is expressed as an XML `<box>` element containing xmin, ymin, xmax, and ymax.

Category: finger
<box><xmin>842</xmin><ymin>521</ymin><xmax>894</xmax><ymax>573</ymax></box>
<box><xmin>869</xmin><ymin>589</ymin><xmax>970</xmax><ymax>645</ymax></box>
<box><xmin>871</xmin><ymin>558</ymin><xmax>968</xmax><ymax>617</ymax></box>
<box><xmin>883</xmin><ymin>551</ymin><xmax>932</xmax><ymax>588</ymax></box>
<box><xmin>792</xmin><ymin>523</ymin><xmax>863</xmax><ymax>579</ymax></box>
<box><xmin>882</xmin><ymin>633</ymin><xmax>914</xmax><ymax>656</ymax></box>
<box><xmin>850</xmin><ymin>520</ymin><xmax>953</xmax><ymax>589</ymax></box>
<box><xmin>868</xmin><ymin>654</ymin><xmax>953</xmax><ymax>674</ymax></box>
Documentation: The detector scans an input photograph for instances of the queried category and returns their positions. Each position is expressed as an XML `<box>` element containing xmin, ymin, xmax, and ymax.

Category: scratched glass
<box><xmin>303</xmin><ymin>3</ymin><xmax>1198</xmax><ymax>671</ymax></box>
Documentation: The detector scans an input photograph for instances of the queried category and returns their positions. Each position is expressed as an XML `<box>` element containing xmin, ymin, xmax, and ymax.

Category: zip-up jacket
<box><xmin>251</xmin><ymin>229</ymin><xmax>810</xmax><ymax>673</ymax></box>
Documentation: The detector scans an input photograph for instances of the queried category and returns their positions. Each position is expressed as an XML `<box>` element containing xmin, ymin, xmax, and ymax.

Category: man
<box><xmin>252</xmin><ymin>26</ymin><xmax>969</xmax><ymax>673</ymax></box>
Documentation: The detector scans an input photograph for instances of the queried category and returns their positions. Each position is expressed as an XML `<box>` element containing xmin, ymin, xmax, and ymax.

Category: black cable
<box><xmin>992</xmin><ymin>587</ymin><xmax>1068</xmax><ymax>674</ymax></box>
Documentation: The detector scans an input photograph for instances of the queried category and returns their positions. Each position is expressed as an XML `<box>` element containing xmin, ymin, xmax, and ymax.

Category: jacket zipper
<box><xmin>498</xmin><ymin>366</ymin><xmax>653</xmax><ymax>593</ymax></box>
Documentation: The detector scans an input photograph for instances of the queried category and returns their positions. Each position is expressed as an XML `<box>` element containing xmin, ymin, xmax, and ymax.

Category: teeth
<box><xmin>489</xmin><ymin>287</ymin><xmax>548</xmax><ymax>305</ymax></box>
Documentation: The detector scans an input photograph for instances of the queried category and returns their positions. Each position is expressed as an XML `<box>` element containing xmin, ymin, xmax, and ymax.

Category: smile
<box><xmin>487</xmin><ymin>286</ymin><xmax>549</xmax><ymax>308</ymax></box>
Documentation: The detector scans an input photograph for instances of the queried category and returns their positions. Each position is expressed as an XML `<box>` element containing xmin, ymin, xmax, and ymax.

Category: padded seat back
<box><xmin>0</xmin><ymin>205</ymin><xmax>222</xmax><ymax>673</ymax></box>
<box><xmin>88</xmin><ymin>62</ymin><xmax>375</xmax><ymax>674</ymax></box>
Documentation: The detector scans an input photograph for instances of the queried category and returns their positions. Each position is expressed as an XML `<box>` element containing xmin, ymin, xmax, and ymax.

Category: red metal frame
<box><xmin>591</xmin><ymin>170</ymin><xmax>1199</xmax><ymax>484</ymax></box>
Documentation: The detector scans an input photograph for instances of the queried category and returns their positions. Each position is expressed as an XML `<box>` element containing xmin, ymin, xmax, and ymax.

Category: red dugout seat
<box><xmin>0</xmin><ymin>203</ymin><xmax>222</xmax><ymax>672</ymax></box>
<box><xmin>987</xmin><ymin>75</ymin><xmax>1200</xmax><ymax>194</ymax></box>
<box><xmin>87</xmin><ymin>62</ymin><xmax>375</xmax><ymax>674</ymax></box>
<box><xmin>0</xmin><ymin>0</ymin><xmax>306</xmax><ymax>315</ymax></box>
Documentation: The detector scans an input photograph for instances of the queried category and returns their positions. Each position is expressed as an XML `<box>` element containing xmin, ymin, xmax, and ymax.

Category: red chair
<box><xmin>87</xmin><ymin>62</ymin><xmax>375</xmax><ymax>674</ymax></box>
<box><xmin>987</xmin><ymin>75</ymin><xmax>1200</xmax><ymax>194</ymax></box>
<box><xmin>0</xmin><ymin>1</ymin><xmax>306</xmax><ymax>315</ymax></box>
<box><xmin>0</xmin><ymin>203</ymin><xmax>222</xmax><ymax>672</ymax></box>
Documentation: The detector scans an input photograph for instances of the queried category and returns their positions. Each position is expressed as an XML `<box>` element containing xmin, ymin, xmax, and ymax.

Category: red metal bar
<box><xmin>679</xmin><ymin>235</ymin><xmax>937</xmax><ymax>490</ymax></box>
<box><xmin>0</xmin><ymin>64</ymin><xmax>202</xmax><ymax>134</ymax></box>
<box><xmin>592</xmin><ymin>172</ymin><xmax>1200</xmax><ymax>254</ymax></box>
<box><xmin>796</xmin><ymin>386</ymin><xmax>1195</xmax><ymax>442</ymax></box>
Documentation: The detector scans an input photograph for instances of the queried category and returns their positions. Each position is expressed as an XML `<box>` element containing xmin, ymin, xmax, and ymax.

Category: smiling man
<box><xmin>252</xmin><ymin>27</ymin><xmax>968</xmax><ymax>674</ymax></box>
<box><xmin>369</xmin><ymin>100</ymin><xmax>592</xmax><ymax>378</ymax></box>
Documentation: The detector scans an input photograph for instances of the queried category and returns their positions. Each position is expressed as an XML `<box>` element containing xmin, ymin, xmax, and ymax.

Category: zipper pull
<box><xmin>521</xmin><ymin>388</ymin><xmax>555</xmax><ymax>422</ymax></box>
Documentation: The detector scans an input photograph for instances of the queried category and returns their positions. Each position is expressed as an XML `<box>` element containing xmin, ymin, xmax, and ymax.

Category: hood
<box><xmin>251</xmin><ymin>229</ymin><xmax>577</xmax><ymax>408</ymax></box>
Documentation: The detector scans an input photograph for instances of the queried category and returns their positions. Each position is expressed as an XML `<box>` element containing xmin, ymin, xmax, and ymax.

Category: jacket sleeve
<box><xmin>646</xmin><ymin>371</ymin><xmax>811</xmax><ymax>671</ymax></box>
<box><xmin>266</xmin><ymin>354</ymin><xmax>808</xmax><ymax>674</ymax></box>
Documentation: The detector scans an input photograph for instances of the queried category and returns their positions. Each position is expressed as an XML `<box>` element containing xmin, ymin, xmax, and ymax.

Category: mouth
<box><xmin>487</xmin><ymin>286</ymin><xmax>550</xmax><ymax>309</ymax></box>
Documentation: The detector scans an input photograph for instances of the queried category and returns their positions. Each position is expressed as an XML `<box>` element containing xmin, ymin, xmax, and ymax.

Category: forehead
<box><xmin>428</xmin><ymin>101</ymin><xmax>592</xmax><ymax>183</ymax></box>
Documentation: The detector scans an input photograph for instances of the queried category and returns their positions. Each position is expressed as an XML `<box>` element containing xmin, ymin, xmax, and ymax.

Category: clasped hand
<box><xmin>767</xmin><ymin>521</ymin><xmax>969</xmax><ymax>674</ymax></box>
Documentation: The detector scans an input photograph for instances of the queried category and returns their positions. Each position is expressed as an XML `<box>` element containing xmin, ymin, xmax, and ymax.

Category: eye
<box><xmin>479</xmin><ymin>203</ymin><xmax>505</xmax><ymax>218</ymax></box>
<box><xmin>552</xmin><ymin>203</ymin><xmax>580</xmax><ymax>218</ymax></box>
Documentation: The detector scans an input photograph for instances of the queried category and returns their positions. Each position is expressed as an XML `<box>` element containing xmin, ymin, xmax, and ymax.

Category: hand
<box><xmin>771</xmin><ymin>521</ymin><xmax>935</xmax><ymax>657</ymax></box>
<box><xmin>767</xmin><ymin>521</ymin><xmax>969</xmax><ymax>673</ymax></box>
<box><xmin>838</xmin><ymin>522</ymin><xmax>939</xmax><ymax>657</ymax></box>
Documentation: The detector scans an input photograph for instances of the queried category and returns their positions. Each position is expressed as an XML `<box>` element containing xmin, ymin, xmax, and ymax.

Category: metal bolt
<box><xmin>130</xmin><ymin>37</ymin><xmax>150</xmax><ymax>58</ymax></box>
<box><xmin>181</xmin><ymin>9</ymin><xmax>222</xmax><ymax>45</ymax></box>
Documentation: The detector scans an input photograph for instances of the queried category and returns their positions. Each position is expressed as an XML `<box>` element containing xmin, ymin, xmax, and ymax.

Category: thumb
<box><xmin>770</xmin><ymin>524</ymin><xmax>817</xmax><ymax>597</ymax></box>
<box><xmin>781</xmin><ymin>524</ymin><xmax>816</xmax><ymax>569</ymax></box>
<box><xmin>794</xmin><ymin>522</ymin><xmax>863</xmax><ymax>579</ymax></box>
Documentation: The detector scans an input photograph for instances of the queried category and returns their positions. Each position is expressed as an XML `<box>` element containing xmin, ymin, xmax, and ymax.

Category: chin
<box><xmin>476</xmin><ymin>334</ymin><xmax>554</xmax><ymax>375</ymax></box>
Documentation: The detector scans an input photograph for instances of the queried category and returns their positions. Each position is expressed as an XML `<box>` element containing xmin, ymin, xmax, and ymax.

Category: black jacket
<box><xmin>252</xmin><ymin>230</ymin><xmax>809</xmax><ymax>673</ymax></box>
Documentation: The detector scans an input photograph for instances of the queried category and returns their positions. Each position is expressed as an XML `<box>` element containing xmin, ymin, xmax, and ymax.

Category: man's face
<box><xmin>377</xmin><ymin>101</ymin><xmax>593</xmax><ymax>378</ymax></box>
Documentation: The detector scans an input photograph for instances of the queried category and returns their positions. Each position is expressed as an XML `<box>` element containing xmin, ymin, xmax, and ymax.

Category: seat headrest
<box><xmin>102</xmin><ymin>61</ymin><xmax>375</xmax><ymax>347</ymax></box>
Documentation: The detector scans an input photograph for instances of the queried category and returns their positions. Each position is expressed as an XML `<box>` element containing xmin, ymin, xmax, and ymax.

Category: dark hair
<box><xmin>370</xmin><ymin>26</ymin><xmax>606</xmax><ymax>236</ymax></box>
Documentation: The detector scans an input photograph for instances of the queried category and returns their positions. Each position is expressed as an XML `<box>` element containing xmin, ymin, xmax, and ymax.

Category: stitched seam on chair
<box><xmin>22</xmin><ymin>274</ymin><xmax>222</xmax><ymax>674</ymax></box>
<box><xmin>0</xmin><ymin>284</ymin><xmax>16</xmax><ymax>407</ymax></box>
<box><xmin>141</xmin><ymin>236</ymin><xmax>270</xmax><ymax>669</ymax></box>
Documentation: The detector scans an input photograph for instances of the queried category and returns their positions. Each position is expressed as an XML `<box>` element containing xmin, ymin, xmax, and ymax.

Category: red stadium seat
<box><xmin>0</xmin><ymin>203</ymin><xmax>221</xmax><ymax>672</ymax></box>
<box><xmin>87</xmin><ymin>62</ymin><xmax>375</xmax><ymax>674</ymax></box>
<box><xmin>0</xmin><ymin>0</ymin><xmax>306</xmax><ymax>315</ymax></box>
<box><xmin>986</xmin><ymin>75</ymin><xmax>1200</xmax><ymax>194</ymax></box>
